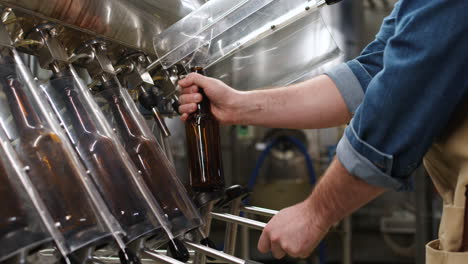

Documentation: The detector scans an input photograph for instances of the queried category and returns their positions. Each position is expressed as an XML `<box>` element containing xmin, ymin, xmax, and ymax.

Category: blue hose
<box><xmin>247</xmin><ymin>135</ymin><xmax>326</xmax><ymax>264</ymax></box>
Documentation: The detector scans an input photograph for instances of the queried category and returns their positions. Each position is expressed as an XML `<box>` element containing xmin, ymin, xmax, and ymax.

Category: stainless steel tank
<box><xmin>0</xmin><ymin>0</ymin><xmax>205</xmax><ymax>55</ymax></box>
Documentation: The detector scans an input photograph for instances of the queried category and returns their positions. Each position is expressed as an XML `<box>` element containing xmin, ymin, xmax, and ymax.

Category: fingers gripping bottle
<box><xmin>185</xmin><ymin>67</ymin><xmax>225</xmax><ymax>201</ymax></box>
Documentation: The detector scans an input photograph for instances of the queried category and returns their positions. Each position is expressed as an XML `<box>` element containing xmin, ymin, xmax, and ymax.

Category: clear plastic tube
<box><xmin>93</xmin><ymin>78</ymin><xmax>202</xmax><ymax>237</ymax></box>
<box><xmin>153</xmin><ymin>0</ymin><xmax>333</xmax><ymax>71</ymax></box>
<box><xmin>206</xmin><ymin>11</ymin><xmax>341</xmax><ymax>90</ymax></box>
<box><xmin>0</xmin><ymin>132</ymin><xmax>52</xmax><ymax>262</ymax></box>
<box><xmin>40</xmin><ymin>65</ymin><xmax>174</xmax><ymax>244</ymax></box>
<box><xmin>0</xmin><ymin>50</ymin><xmax>112</xmax><ymax>255</ymax></box>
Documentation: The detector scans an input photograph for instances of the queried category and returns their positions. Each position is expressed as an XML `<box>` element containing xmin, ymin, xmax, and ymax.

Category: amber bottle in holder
<box><xmin>100</xmin><ymin>82</ymin><xmax>180</xmax><ymax>212</ymax></box>
<box><xmin>185</xmin><ymin>67</ymin><xmax>225</xmax><ymax>195</ymax></box>
<box><xmin>97</xmin><ymin>79</ymin><xmax>200</xmax><ymax>233</ymax></box>
<box><xmin>0</xmin><ymin>58</ymin><xmax>100</xmax><ymax>238</ymax></box>
<box><xmin>56</xmin><ymin>73</ymin><xmax>145</xmax><ymax>227</ymax></box>
<box><xmin>40</xmin><ymin>69</ymin><xmax>165</xmax><ymax>243</ymax></box>
<box><xmin>0</xmin><ymin>139</ymin><xmax>52</xmax><ymax>262</ymax></box>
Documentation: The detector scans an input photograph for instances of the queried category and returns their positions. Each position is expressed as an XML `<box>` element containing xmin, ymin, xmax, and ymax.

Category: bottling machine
<box><xmin>0</xmin><ymin>0</ymin><xmax>342</xmax><ymax>263</ymax></box>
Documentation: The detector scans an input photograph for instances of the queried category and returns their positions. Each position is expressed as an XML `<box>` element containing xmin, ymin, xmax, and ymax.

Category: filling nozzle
<box><xmin>138</xmin><ymin>85</ymin><xmax>171</xmax><ymax>137</ymax></box>
<box><xmin>112</xmin><ymin>54</ymin><xmax>173</xmax><ymax>137</ymax></box>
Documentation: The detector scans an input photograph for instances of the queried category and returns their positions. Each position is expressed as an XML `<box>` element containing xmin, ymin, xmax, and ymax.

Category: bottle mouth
<box><xmin>190</xmin><ymin>66</ymin><xmax>205</xmax><ymax>75</ymax></box>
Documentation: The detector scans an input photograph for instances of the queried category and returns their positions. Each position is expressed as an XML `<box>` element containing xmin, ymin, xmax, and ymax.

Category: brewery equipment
<box><xmin>0</xmin><ymin>0</ymin><xmax>343</xmax><ymax>263</ymax></box>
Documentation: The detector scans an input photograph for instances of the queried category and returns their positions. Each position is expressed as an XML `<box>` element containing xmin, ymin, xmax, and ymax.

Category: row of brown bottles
<box><xmin>50</xmin><ymin>72</ymin><xmax>148</xmax><ymax>231</ymax></box>
<box><xmin>99</xmin><ymin>80</ymin><xmax>189</xmax><ymax>220</ymax></box>
<box><xmin>0</xmin><ymin>59</ymin><xmax>98</xmax><ymax>236</ymax></box>
<box><xmin>185</xmin><ymin>67</ymin><xmax>225</xmax><ymax>193</ymax></box>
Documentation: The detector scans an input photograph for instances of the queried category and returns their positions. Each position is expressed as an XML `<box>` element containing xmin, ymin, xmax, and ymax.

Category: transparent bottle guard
<box><xmin>41</xmin><ymin>67</ymin><xmax>169</xmax><ymax>243</ymax></box>
<box><xmin>153</xmin><ymin>0</ymin><xmax>339</xmax><ymax>71</ymax></box>
<box><xmin>0</xmin><ymin>137</ymin><xmax>51</xmax><ymax>262</ymax></box>
<box><xmin>0</xmin><ymin>53</ymin><xmax>111</xmax><ymax>254</ymax></box>
<box><xmin>95</xmin><ymin>78</ymin><xmax>202</xmax><ymax>236</ymax></box>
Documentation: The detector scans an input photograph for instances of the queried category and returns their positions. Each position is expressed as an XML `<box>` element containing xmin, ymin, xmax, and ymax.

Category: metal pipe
<box><xmin>210</xmin><ymin>213</ymin><xmax>266</xmax><ymax>231</ymax></box>
<box><xmin>143</xmin><ymin>249</ymin><xmax>186</xmax><ymax>264</ymax></box>
<box><xmin>151</xmin><ymin>107</ymin><xmax>171</xmax><ymax>137</ymax></box>
<box><xmin>14</xmin><ymin>39</ymin><xmax>43</xmax><ymax>48</ymax></box>
<box><xmin>342</xmin><ymin>216</ymin><xmax>352</xmax><ymax>264</ymax></box>
<box><xmin>224</xmin><ymin>198</ymin><xmax>241</xmax><ymax>255</ymax></box>
<box><xmin>241</xmin><ymin>225</ymin><xmax>250</xmax><ymax>260</ymax></box>
<box><xmin>193</xmin><ymin>202</ymin><xmax>214</xmax><ymax>264</ymax></box>
<box><xmin>185</xmin><ymin>242</ymin><xmax>245</xmax><ymax>264</ymax></box>
<box><xmin>240</xmin><ymin>206</ymin><xmax>278</xmax><ymax>218</ymax></box>
<box><xmin>69</xmin><ymin>52</ymin><xmax>94</xmax><ymax>64</ymax></box>
<box><xmin>0</xmin><ymin>0</ymin><xmax>202</xmax><ymax>55</ymax></box>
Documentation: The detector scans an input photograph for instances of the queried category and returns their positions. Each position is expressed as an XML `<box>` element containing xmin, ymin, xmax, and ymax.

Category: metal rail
<box><xmin>210</xmin><ymin>213</ymin><xmax>266</xmax><ymax>231</ymax></box>
<box><xmin>185</xmin><ymin>242</ymin><xmax>262</xmax><ymax>264</ymax></box>
<box><xmin>240</xmin><ymin>206</ymin><xmax>278</xmax><ymax>218</ymax></box>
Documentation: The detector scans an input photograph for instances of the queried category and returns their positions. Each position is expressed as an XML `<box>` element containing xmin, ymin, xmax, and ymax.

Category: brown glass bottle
<box><xmin>54</xmin><ymin>75</ymin><xmax>148</xmax><ymax>231</ymax></box>
<box><xmin>99</xmin><ymin>81</ymin><xmax>186</xmax><ymax>219</ymax></box>
<box><xmin>1</xmin><ymin>70</ymin><xmax>98</xmax><ymax>236</ymax></box>
<box><xmin>0</xmin><ymin>160</ymin><xmax>27</xmax><ymax>238</ymax></box>
<box><xmin>185</xmin><ymin>67</ymin><xmax>225</xmax><ymax>193</ymax></box>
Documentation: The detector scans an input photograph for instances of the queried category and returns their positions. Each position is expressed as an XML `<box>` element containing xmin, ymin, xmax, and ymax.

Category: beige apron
<box><xmin>423</xmin><ymin>105</ymin><xmax>468</xmax><ymax>263</ymax></box>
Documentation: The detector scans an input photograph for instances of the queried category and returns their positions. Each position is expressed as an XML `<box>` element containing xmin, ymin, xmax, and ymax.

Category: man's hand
<box><xmin>178</xmin><ymin>73</ymin><xmax>350</xmax><ymax>129</ymax></box>
<box><xmin>178</xmin><ymin>73</ymin><xmax>244</xmax><ymax>125</ymax></box>
<box><xmin>257</xmin><ymin>159</ymin><xmax>385</xmax><ymax>259</ymax></box>
<box><xmin>258</xmin><ymin>201</ymin><xmax>330</xmax><ymax>259</ymax></box>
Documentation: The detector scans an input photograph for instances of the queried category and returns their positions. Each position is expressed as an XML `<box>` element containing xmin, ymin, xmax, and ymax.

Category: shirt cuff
<box><xmin>336</xmin><ymin>128</ymin><xmax>411</xmax><ymax>192</ymax></box>
<box><xmin>324</xmin><ymin>63</ymin><xmax>364</xmax><ymax>114</ymax></box>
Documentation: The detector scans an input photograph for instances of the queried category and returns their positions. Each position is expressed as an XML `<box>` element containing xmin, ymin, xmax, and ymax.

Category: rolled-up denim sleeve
<box><xmin>336</xmin><ymin>0</ymin><xmax>468</xmax><ymax>191</ymax></box>
<box><xmin>325</xmin><ymin>2</ymin><xmax>400</xmax><ymax>114</ymax></box>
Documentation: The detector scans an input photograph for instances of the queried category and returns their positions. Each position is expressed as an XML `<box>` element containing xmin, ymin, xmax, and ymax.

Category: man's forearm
<box><xmin>306</xmin><ymin>158</ymin><xmax>386</xmax><ymax>228</ymax></box>
<box><xmin>256</xmin><ymin>158</ymin><xmax>386</xmax><ymax>259</ymax></box>
<box><xmin>237</xmin><ymin>75</ymin><xmax>351</xmax><ymax>129</ymax></box>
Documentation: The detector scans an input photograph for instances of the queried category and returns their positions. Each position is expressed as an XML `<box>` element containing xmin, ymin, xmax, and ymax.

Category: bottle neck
<box><xmin>59</xmin><ymin>77</ymin><xmax>99</xmax><ymax>136</ymax></box>
<box><xmin>191</xmin><ymin>67</ymin><xmax>211</xmax><ymax>115</ymax></box>
<box><xmin>197</xmin><ymin>89</ymin><xmax>211</xmax><ymax>115</ymax></box>
<box><xmin>2</xmin><ymin>75</ymin><xmax>43</xmax><ymax>134</ymax></box>
<box><xmin>101</xmin><ymin>81</ymin><xmax>143</xmax><ymax>142</ymax></box>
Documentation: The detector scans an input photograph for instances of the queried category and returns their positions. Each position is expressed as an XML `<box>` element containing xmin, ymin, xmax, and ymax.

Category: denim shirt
<box><xmin>325</xmin><ymin>0</ymin><xmax>468</xmax><ymax>191</ymax></box>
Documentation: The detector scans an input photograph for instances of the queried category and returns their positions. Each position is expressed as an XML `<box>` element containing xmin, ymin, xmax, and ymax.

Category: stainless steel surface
<box><xmin>240</xmin><ymin>206</ymin><xmax>278</xmax><ymax>218</ymax></box>
<box><xmin>153</xmin><ymin>0</ymin><xmax>333</xmax><ymax>71</ymax></box>
<box><xmin>152</xmin><ymin>108</ymin><xmax>171</xmax><ymax>137</ymax></box>
<box><xmin>77</xmin><ymin>40</ymin><xmax>116</xmax><ymax>79</ymax></box>
<box><xmin>0</xmin><ymin>0</ymin><xmax>204</xmax><ymax>55</ymax></box>
<box><xmin>224</xmin><ymin>199</ymin><xmax>241</xmax><ymax>255</ymax></box>
<box><xmin>210</xmin><ymin>213</ymin><xmax>266</xmax><ymax>231</ymax></box>
<box><xmin>28</xmin><ymin>24</ymin><xmax>69</xmax><ymax>69</ymax></box>
<box><xmin>185</xmin><ymin>242</ymin><xmax>246</xmax><ymax>264</ymax></box>
<box><xmin>160</xmin><ymin>132</ymin><xmax>176</xmax><ymax>165</ymax></box>
<box><xmin>0</xmin><ymin>22</ymin><xmax>12</xmax><ymax>47</ymax></box>
<box><xmin>240</xmin><ymin>225</ymin><xmax>250</xmax><ymax>260</ymax></box>
<box><xmin>194</xmin><ymin>202</ymin><xmax>215</xmax><ymax>264</ymax></box>
<box><xmin>343</xmin><ymin>216</ymin><xmax>352</xmax><ymax>264</ymax></box>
